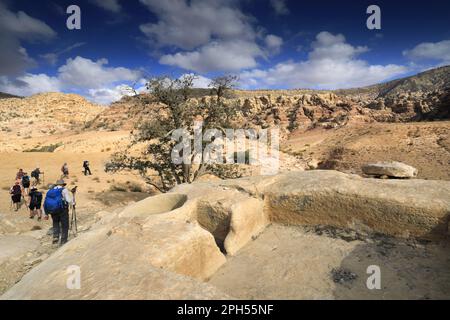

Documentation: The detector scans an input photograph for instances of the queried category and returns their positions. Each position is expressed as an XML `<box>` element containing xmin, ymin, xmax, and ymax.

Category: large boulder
<box><xmin>260</xmin><ymin>171</ymin><xmax>449</xmax><ymax>239</ymax></box>
<box><xmin>362</xmin><ymin>161</ymin><xmax>418</xmax><ymax>178</ymax></box>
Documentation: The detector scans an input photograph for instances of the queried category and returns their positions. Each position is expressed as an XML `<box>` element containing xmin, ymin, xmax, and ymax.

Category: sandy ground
<box><xmin>209</xmin><ymin>225</ymin><xmax>450</xmax><ymax>300</ymax></box>
<box><xmin>286</xmin><ymin>121</ymin><xmax>450</xmax><ymax>180</ymax></box>
<box><xmin>0</xmin><ymin>130</ymin><xmax>152</xmax><ymax>295</ymax></box>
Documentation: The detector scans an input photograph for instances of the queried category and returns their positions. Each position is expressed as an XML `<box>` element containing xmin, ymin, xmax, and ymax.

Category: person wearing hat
<box><xmin>43</xmin><ymin>180</ymin><xmax>74</xmax><ymax>245</ymax></box>
<box><xmin>28</xmin><ymin>186</ymin><xmax>43</xmax><ymax>221</ymax></box>
<box><xmin>10</xmin><ymin>181</ymin><xmax>22</xmax><ymax>212</ymax></box>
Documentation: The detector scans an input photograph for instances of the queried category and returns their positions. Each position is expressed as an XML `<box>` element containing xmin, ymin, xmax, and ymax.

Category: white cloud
<box><xmin>0</xmin><ymin>56</ymin><xmax>141</xmax><ymax>105</ymax></box>
<box><xmin>40</xmin><ymin>53</ymin><xmax>59</xmax><ymax>66</ymax></box>
<box><xmin>240</xmin><ymin>31</ymin><xmax>408</xmax><ymax>89</ymax></box>
<box><xmin>265</xmin><ymin>34</ymin><xmax>283</xmax><ymax>54</ymax></box>
<box><xmin>0</xmin><ymin>4</ymin><xmax>56</xmax><ymax>39</ymax></box>
<box><xmin>87</xmin><ymin>85</ymin><xmax>131</xmax><ymax>105</ymax></box>
<box><xmin>403</xmin><ymin>40</ymin><xmax>450</xmax><ymax>64</ymax></box>
<box><xmin>309</xmin><ymin>32</ymin><xmax>368</xmax><ymax>61</ymax></box>
<box><xmin>139</xmin><ymin>0</ymin><xmax>255</xmax><ymax>50</ymax></box>
<box><xmin>160</xmin><ymin>40</ymin><xmax>263</xmax><ymax>72</ymax></box>
<box><xmin>179</xmin><ymin>74</ymin><xmax>212</xmax><ymax>88</ymax></box>
<box><xmin>270</xmin><ymin>0</ymin><xmax>290</xmax><ymax>16</ymax></box>
<box><xmin>140</xmin><ymin>0</ymin><xmax>267</xmax><ymax>73</ymax></box>
<box><xmin>0</xmin><ymin>3</ymin><xmax>57</xmax><ymax>76</ymax></box>
<box><xmin>90</xmin><ymin>0</ymin><xmax>122</xmax><ymax>13</ymax></box>
<box><xmin>57</xmin><ymin>56</ymin><xmax>141</xmax><ymax>89</ymax></box>
<box><xmin>0</xmin><ymin>74</ymin><xmax>61</xmax><ymax>96</ymax></box>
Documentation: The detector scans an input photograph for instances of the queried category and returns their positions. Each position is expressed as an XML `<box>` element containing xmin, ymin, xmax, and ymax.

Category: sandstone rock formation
<box><xmin>0</xmin><ymin>92</ymin><xmax>103</xmax><ymax>138</ymax></box>
<box><xmin>2</xmin><ymin>170</ymin><xmax>449</xmax><ymax>300</ymax></box>
<box><xmin>362</xmin><ymin>161</ymin><xmax>418</xmax><ymax>178</ymax></box>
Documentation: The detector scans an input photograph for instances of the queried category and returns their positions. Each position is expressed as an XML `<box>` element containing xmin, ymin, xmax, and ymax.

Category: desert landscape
<box><xmin>0</xmin><ymin>65</ymin><xmax>449</xmax><ymax>300</ymax></box>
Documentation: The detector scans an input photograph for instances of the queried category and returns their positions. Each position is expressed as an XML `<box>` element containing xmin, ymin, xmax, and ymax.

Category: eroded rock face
<box><xmin>362</xmin><ymin>161</ymin><xmax>418</xmax><ymax>178</ymax></box>
<box><xmin>3</xmin><ymin>170</ymin><xmax>450</xmax><ymax>299</ymax></box>
<box><xmin>224</xmin><ymin>197</ymin><xmax>267</xmax><ymax>256</ymax></box>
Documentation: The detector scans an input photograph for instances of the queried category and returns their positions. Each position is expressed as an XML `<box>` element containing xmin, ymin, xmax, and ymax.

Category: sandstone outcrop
<box><xmin>362</xmin><ymin>161</ymin><xmax>418</xmax><ymax>178</ymax></box>
<box><xmin>2</xmin><ymin>170</ymin><xmax>449</xmax><ymax>300</ymax></box>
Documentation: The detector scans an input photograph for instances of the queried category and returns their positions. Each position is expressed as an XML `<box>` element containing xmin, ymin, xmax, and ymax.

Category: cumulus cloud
<box><xmin>179</xmin><ymin>74</ymin><xmax>212</xmax><ymax>88</ymax></box>
<box><xmin>90</xmin><ymin>0</ymin><xmax>122</xmax><ymax>13</ymax></box>
<box><xmin>403</xmin><ymin>40</ymin><xmax>450</xmax><ymax>65</ymax></box>
<box><xmin>160</xmin><ymin>40</ymin><xmax>263</xmax><ymax>72</ymax></box>
<box><xmin>0</xmin><ymin>3</ymin><xmax>57</xmax><ymax>75</ymax></box>
<box><xmin>270</xmin><ymin>0</ymin><xmax>289</xmax><ymax>16</ymax></box>
<box><xmin>265</xmin><ymin>34</ymin><xmax>283</xmax><ymax>54</ymax></box>
<box><xmin>240</xmin><ymin>31</ymin><xmax>408</xmax><ymax>89</ymax></box>
<box><xmin>87</xmin><ymin>85</ymin><xmax>131</xmax><ymax>105</ymax></box>
<box><xmin>0</xmin><ymin>56</ymin><xmax>141</xmax><ymax>104</ymax></box>
<box><xmin>57</xmin><ymin>56</ymin><xmax>141</xmax><ymax>89</ymax></box>
<box><xmin>0</xmin><ymin>74</ymin><xmax>61</xmax><ymax>96</ymax></box>
<box><xmin>140</xmin><ymin>0</ymin><xmax>268</xmax><ymax>73</ymax></box>
<box><xmin>139</xmin><ymin>0</ymin><xmax>255</xmax><ymax>50</ymax></box>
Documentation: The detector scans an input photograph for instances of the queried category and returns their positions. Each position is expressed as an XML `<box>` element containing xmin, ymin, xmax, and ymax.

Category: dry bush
<box><xmin>110</xmin><ymin>181</ymin><xmax>143</xmax><ymax>193</ymax></box>
<box><xmin>318</xmin><ymin>146</ymin><xmax>346</xmax><ymax>170</ymax></box>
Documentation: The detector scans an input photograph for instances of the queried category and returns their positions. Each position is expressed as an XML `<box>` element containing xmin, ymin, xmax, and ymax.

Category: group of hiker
<box><xmin>11</xmin><ymin>168</ymin><xmax>42</xmax><ymax>213</ymax></box>
<box><xmin>8</xmin><ymin>160</ymin><xmax>91</xmax><ymax>246</ymax></box>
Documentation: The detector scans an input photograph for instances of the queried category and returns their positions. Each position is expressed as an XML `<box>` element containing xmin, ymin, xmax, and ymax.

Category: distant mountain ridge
<box><xmin>0</xmin><ymin>92</ymin><xmax>21</xmax><ymax>99</ymax></box>
<box><xmin>335</xmin><ymin>65</ymin><xmax>450</xmax><ymax>98</ymax></box>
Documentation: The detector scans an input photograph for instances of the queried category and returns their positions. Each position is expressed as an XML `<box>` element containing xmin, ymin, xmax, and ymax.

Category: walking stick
<box><xmin>70</xmin><ymin>186</ymin><xmax>78</xmax><ymax>237</ymax></box>
<box><xmin>70</xmin><ymin>205</ymin><xmax>78</xmax><ymax>237</ymax></box>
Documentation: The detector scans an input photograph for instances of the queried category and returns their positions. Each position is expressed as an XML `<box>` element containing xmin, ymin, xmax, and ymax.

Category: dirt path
<box><xmin>209</xmin><ymin>225</ymin><xmax>450</xmax><ymax>300</ymax></box>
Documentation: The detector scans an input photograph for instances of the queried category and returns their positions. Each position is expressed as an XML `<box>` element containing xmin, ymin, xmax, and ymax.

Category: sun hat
<box><xmin>55</xmin><ymin>179</ymin><xmax>67</xmax><ymax>186</ymax></box>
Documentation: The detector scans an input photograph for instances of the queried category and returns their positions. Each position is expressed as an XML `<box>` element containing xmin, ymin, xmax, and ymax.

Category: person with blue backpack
<box><xmin>44</xmin><ymin>180</ymin><xmax>74</xmax><ymax>245</ymax></box>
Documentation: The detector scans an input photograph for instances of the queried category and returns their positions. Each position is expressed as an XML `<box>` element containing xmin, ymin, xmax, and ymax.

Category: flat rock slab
<box><xmin>0</xmin><ymin>235</ymin><xmax>40</xmax><ymax>264</ymax></box>
<box><xmin>362</xmin><ymin>161</ymin><xmax>418</xmax><ymax>178</ymax></box>
<box><xmin>209</xmin><ymin>225</ymin><xmax>450</xmax><ymax>300</ymax></box>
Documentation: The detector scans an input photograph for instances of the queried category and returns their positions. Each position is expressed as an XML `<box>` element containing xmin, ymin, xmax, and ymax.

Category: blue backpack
<box><xmin>44</xmin><ymin>188</ymin><xmax>64</xmax><ymax>214</ymax></box>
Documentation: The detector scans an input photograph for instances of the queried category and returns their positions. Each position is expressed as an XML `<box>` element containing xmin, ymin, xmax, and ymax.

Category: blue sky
<box><xmin>0</xmin><ymin>0</ymin><xmax>449</xmax><ymax>104</ymax></box>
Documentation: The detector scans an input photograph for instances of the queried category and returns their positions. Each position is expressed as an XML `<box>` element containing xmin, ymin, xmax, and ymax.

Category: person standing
<box><xmin>16</xmin><ymin>169</ymin><xmax>24</xmax><ymax>181</ymax></box>
<box><xmin>29</xmin><ymin>187</ymin><xmax>43</xmax><ymax>221</ymax></box>
<box><xmin>31</xmin><ymin>168</ymin><xmax>43</xmax><ymax>185</ymax></box>
<box><xmin>10</xmin><ymin>181</ymin><xmax>22</xmax><ymax>212</ymax></box>
<box><xmin>44</xmin><ymin>180</ymin><xmax>73</xmax><ymax>245</ymax></box>
<box><xmin>22</xmin><ymin>172</ymin><xmax>31</xmax><ymax>196</ymax></box>
<box><xmin>83</xmin><ymin>160</ymin><xmax>92</xmax><ymax>176</ymax></box>
<box><xmin>61</xmin><ymin>163</ymin><xmax>69</xmax><ymax>179</ymax></box>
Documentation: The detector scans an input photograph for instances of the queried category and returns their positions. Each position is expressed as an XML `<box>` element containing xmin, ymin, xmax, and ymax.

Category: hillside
<box><xmin>0</xmin><ymin>92</ymin><xmax>104</xmax><ymax>138</ymax></box>
<box><xmin>88</xmin><ymin>66</ymin><xmax>450</xmax><ymax>135</ymax></box>
<box><xmin>0</xmin><ymin>92</ymin><xmax>21</xmax><ymax>100</ymax></box>
<box><xmin>335</xmin><ymin>65</ymin><xmax>450</xmax><ymax>98</ymax></box>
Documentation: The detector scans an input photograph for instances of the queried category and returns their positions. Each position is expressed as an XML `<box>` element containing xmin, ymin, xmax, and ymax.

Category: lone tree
<box><xmin>105</xmin><ymin>74</ymin><xmax>241</xmax><ymax>192</ymax></box>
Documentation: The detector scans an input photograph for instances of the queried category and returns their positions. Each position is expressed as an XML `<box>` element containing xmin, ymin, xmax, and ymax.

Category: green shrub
<box><xmin>24</xmin><ymin>143</ymin><xmax>63</xmax><ymax>153</ymax></box>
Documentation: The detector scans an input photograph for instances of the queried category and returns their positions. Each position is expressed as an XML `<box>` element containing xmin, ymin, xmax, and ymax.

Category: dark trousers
<box><xmin>51</xmin><ymin>208</ymin><xmax>69</xmax><ymax>243</ymax></box>
<box><xmin>84</xmin><ymin>167</ymin><xmax>92</xmax><ymax>175</ymax></box>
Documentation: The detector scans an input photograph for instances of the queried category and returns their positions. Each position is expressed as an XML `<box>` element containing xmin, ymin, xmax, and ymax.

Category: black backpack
<box><xmin>31</xmin><ymin>170</ymin><xmax>38</xmax><ymax>178</ymax></box>
<box><xmin>30</xmin><ymin>191</ymin><xmax>43</xmax><ymax>204</ymax></box>
<box><xmin>22</xmin><ymin>176</ymin><xmax>30</xmax><ymax>185</ymax></box>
